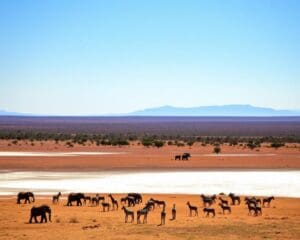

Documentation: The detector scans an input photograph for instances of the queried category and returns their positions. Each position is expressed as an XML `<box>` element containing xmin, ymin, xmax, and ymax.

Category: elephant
<box><xmin>66</xmin><ymin>193</ymin><xmax>85</xmax><ymax>206</ymax></box>
<box><xmin>17</xmin><ymin>192</ymin><xmax>35</xmax><ymax>204</ymax></box>
<box><xmin>29</xmin><ymin>205</ymin><xmax>51</xmax><ymax>223</ymax></box>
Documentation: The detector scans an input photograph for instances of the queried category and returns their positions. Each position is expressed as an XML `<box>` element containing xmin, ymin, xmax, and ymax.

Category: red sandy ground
<box><xmin>0</xmin><ymin>194</ymin><xmax>299</xmax><ymax>240</ymax></box>
<box><xmin>0</xmin><ymin>140</ymin><xmax>299</xmax><ymax>171</ymax></box>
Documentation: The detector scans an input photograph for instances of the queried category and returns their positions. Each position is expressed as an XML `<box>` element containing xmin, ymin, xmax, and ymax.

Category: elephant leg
<box><xmin>29</xmin><ymin>215</ymin><xmax>33</xmax><ymax>223</ymax></box>
<box><xmin>34</xmin><ymin>216</ymin><xmax>38</xmax><ymax>223</ymax></box>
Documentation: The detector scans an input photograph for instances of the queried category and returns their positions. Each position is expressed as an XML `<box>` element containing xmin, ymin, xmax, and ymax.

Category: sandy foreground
<box><xmin>0</xmin><ymin>194</ymin><xmax>299</xmax><ymax>240</ymax></box>
<box><xmin>0</xmin><ymin>141</ymin><xmax>299</xmax><ymax>170</ymax></box>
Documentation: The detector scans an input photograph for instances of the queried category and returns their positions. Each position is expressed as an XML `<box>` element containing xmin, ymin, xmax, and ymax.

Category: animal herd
<box><xmin>174</xmin><ymin>152</ymin><xmax>191</xmax><ymax>161</ymax></box>
<box><xmin>17</xmin><ymin>191</ymin><xmax>276</xmax><ymax>225</ymax></box>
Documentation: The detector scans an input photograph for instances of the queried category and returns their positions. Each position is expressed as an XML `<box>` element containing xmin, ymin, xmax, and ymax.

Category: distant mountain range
<box><xmin>0</xmin><ymin>105</ymin><xmax>300</xmax><ymax>117</ymax></box>
<box><xmin>128</xmin><ymin>105</ymin><xmax>300</xmax><ymax>116</ymax></box>
<box><xmin>0</xmin><ymin>110</ymin><xmax>32</xmax><ymax>116</ymax></box>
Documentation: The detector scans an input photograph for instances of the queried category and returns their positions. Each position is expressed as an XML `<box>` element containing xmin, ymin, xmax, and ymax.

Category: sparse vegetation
<box><xmin>270</xmin><ymin>141</ymin><xmax>285</xmax><ymax>148</ymax></box>
<box><xmin>187</xmin><ymin>140</ymin><xmax>195</xmax><ymax>147</ymax></box>
<box><xmin>153</xmin><ymin>140</ymin><xmax>164</xmax><ymax>148</ymax></box>
<box><xmin>0</xmin><ymin>129</ymin><xmax>298</xmax><ymax>148</ymax></box>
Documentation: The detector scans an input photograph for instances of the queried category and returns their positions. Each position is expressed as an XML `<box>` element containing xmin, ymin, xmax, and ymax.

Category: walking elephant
<box><xmin>17</xmin><ymin>192</ymin><xmax>35</xmax><ymax>204</ymax></box>
<box><xmin>29</xmin><ymin>205</ymin><xmax>51</xmax><ymax>223</ymax></box>
<box><xmin>66</xmin><ymin>193</ymin><xmax>85</xmax><ymax>206</ymax></box>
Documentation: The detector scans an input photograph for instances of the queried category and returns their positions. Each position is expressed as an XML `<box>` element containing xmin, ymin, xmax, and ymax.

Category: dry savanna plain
<box><xmin>0</xmin><ymin>140</ymin><xmax>299</xmax><ymax>239</ymax></box>
<box><xmin>0</xmin><ymin>194</ymin><xmax>300</xmax><ymax>240</ymax></box>
<box><xmin>0</xmin><ymin>140</ymin><xmax>299</xmax><ymax>170</ymax></box>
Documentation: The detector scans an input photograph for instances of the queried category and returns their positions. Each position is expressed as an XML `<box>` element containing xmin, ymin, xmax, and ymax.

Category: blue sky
<box><xmin>0</xmin><ymin>0</ymin><xmax>299</xmax><ymax>115</ymax></box>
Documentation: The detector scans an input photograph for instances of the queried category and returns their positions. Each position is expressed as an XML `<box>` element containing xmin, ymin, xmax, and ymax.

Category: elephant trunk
<box><xmin>48</xmin><ymin>211</ymin><xmax>52</xmax><ymax>222</ymax></box>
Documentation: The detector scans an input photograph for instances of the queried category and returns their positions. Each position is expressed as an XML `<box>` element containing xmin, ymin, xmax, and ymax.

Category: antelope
<box><xmin>263</xmin><ymin>196</ymin><xmax>275</xmax><ymax>207</ymax></box>
<box><xmin>149</xmin><ymin>198</ymin><xmax>166</xmax><ymax>208</ymax></box>
<box><xmin>108</xmin><ymin>194</ymin><xmax>118</xmax><ymax>210</ymax></box>
<box><xmin>186</xmin><ymin>201</ymin><xmax>198</xmax><ymax>217</ymax></box>
<box><xmin>203</xmin><ymin>207</ymin><xmax>215</xmax><ymax>217</ymax></box>
<box><xmin>219</xmin><ymin>197</ymin><xmax>229</xmax><ymax>206</ymax></box>
<box><xmin>228</xmin><ymin>193</ymin><xmax>241</xmax><ymax>205</ymax></box>
<box><xmin>158</xmin><ymin>206</ymin><xmax>166</xmax><ymax>226</ymax></box>
<box><xmin>170</xmin><ymin>204</ymin><xmax>176</xmax><ymax>220</ymax></box>
<box><xmin>219</xmin><ymin>203</ymin><xmax>231</xmax><ymax>214</ymax></box>
<box><xmin>52</xmin><ymin>192</ymin><xmax>61</xmax><ymax>204</ymax></box>
<box><xmin>101</xmin><ymin>202</ymin><xmax>110</xmax><ymax>212</ymax></box>
<box><xmin>121</xmin><ymin>206</ymin><xmax>134</xmax><ymax>223</ymax></box>
<box><xmin>137</xmin><ymin>205</ymin><xmax>151</xmax><ymax>224</ymax></box>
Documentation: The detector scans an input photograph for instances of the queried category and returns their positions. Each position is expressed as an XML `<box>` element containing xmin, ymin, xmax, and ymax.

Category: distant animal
<box><xmin>255</xmin><ymin>206</ymin><xmax>262</xmax><ymax>215</ymax></box>
<box><xmin>150</xmin><ymin>198</ymin><xmax>166</xmax><ymax>208</ymax></box>
<box><xmin>201</xmin><ymin>194</ymin><xmax>215</xmax><ymax>207</ymax></box>
<box><xmin>102</xmin><ymin>202</ymin><xmax>110</xmax><ymax>212</ymax></box>
<box><xmin>219</xmin><ymin>203</ymin><xmax>231</xmax><ymax>214</ymax></box>
<box><xmin>83</xmin><ymin>196</ymin><xmax>91</xmax><ymax>205</ymax></box>
<box><xmin>170</xmin><ymin>204</ymin><xmax>176</xmax><ymax>220</ymax></box>
<box><xmin>66</xmin><ymin>193</ymin><xmax>85</xmax><ymax>206</ymax></box>
<box><xmin>29</xmin><ymin>205</ymin><xmax>51</xmax><ymax>223</ymax></box>
<box><xmin>244</xmin><ymin>197</ymin><xmax>261</xmax><ymax>210</ymax></box>
<box><xmin>109</xmin><ymin>194</ymin><xmax>118</xmax><ymax>210</ymax></box>
<box><xmin>52</xmin><ymin>192</ymin><xmax>61</xmax><ymax>204</ymax></box>
<box><xmin>175</xmin><ymin>155</ymin><xmax>181</xmax><ymax>160</ymax></box>
<box><xmin>228</xmin><ymin>193</ymin><xmax>241</xmax><ymax>205</ymax></box>
<box><xmin>245</xmin><ymin>197</ymin><xmax>261</xmax><ymax>206</ymax></box>
<box><xmin>137</xmin><ymin>205</ymin><xmax>151</xmax><ymax>224</ymax></box>
<box><xmin>121</xmin><ymin>196</ymin><xmax>128</xmax><ymax>205</ymax></box>
<box><xmin>145</xmin><ymin>200</ymin><xmax>155</xmax><ymax>211</ymax></box>
<box><xmin>246</xmin><ymin>202</ymin><xmax>262</xmax><ymax>216</ymax></box>
<box><xmin>182</xmin><ymin>153</ymin><xmax>191</xmax><ymax>160</ymax></box>
<box><xmin>121</xmin><ymin>196</ymin><xmax>136</xmax><ymax>207</ymax></box>
<box><xmin>186</xmin><ymin>201</ymin><xmax>198</xmax><ymax>216</ymax></box>
<box><xmin>263</xmin><ymin>196</ymin><xmax>275</xmax><ymax>207</ymax></box>
<box><xmin>128</xmin><ymin>193</ymin><xmax>143</xmax><ymax>204</ymax></box>
<box><xmin>91</xmin><ymin>194</ymin><xmax>105</xmax><ymax>206</ymax></box>
<box><xmin>17</xmin><ymin>192</ymin><xmax>35</xmax><ymax>204</ymax></box>
<box><xmin>203</xmin><ymin>207</ymin><xmax>215</xmax><ymax>217</ymax></box>
<box><xmin>121</xmin><ymin>206</ymin><xmax>134</xmax><ymax>223</ymax></box>
<box><xmin>159</xmin><ymin>206</ymin><xmax>166</xmax><ymax>226</ymax></box>
<box><xmin>219</xmin><ymin>197</ymin><xmax>229</xmax><ymax>206</ymax></box>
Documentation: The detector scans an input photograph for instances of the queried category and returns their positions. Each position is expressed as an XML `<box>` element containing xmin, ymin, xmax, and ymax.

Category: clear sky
<box><xmin>0</xmin><ymin>0</ymin><xmax>299</xmax><ymax>115</ymax></box>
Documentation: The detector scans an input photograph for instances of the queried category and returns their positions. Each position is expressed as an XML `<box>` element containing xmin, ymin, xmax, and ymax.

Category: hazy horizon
<box><xmin>1</xmin><ymin>104</ymin><xmax>300</xmax><ymax>116</ymax></box>
<box><xmin>0</xmin><ymin>1</ymin><xmax>299</xmax><ymax>115</ymax></box>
